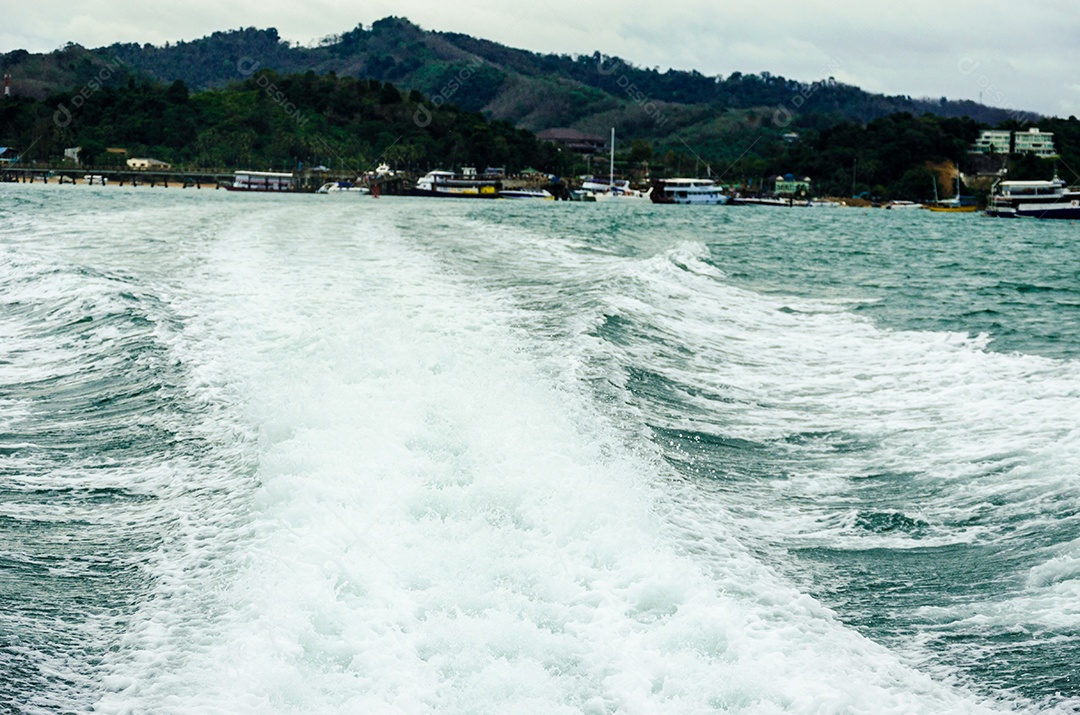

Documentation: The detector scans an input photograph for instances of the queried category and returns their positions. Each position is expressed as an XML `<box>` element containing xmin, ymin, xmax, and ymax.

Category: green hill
<box><xmin>6</xmin><ymin>17</ymin><xmax>1036</xmax><ymax>140</ymax></box>
<box><xmin>4</xmin><ymin>17</ymin><xmax>1076</xmax><ymax>201</ymax></box>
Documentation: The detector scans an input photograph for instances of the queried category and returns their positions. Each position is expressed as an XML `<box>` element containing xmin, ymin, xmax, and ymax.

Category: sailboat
<box><xmin>926</xmin><ymin>173</ymin><xmax>977</xmax><ymax>212</ymax></box>
<box><xmin>589</xmin><ymin>128</ymin><xmax>651</xmax><ymax>201</ymax></box>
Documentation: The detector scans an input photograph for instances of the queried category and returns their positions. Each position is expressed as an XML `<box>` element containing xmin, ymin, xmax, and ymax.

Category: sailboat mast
<box><xmin>609</xmin><ymin>127</ymin><xmax>615</xmax><ymax>193</ymax></box>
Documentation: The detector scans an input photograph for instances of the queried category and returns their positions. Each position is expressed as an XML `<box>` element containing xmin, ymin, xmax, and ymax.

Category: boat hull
<box><xmin>498</xmin><ymin>190</ymin><xmax>554</xmax><ymax>200</ymax></box>
<box><xmin>409</xmin><ymin>188</ymin><xmax>501</xmax><ymax>199</ymax></box>
<box><xmin>653</xmin><ymin>194</ymin><xmax>728</xmax><ymax>205</ymax></box>
<box><xmin>927</xmin><ymin>205</ymin><xmax>977</xmax><ymax>213</ymax></box>
<box><xmin>318</xmin><ymin>182</ymin><xmax>370</xmax><ymax>195</ymax></box>
<box><xmin>734</xmin><ymin>197</ymin><xmax>804</xmax><ymax>207</ymax></box>
<box><xmin>986</xmin><ymin>202</ymin><xmax>1080</xmax><ymax>219</ymax></box>
<box><xmin>1016</xmin><ymin>204</ymin><xmax>1080</xmax><ymax>219</ymax></box>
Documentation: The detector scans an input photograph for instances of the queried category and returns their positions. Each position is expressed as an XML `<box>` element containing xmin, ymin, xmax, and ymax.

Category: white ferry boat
<box><xmin>226</xmin><ymin>170</ymin><xmax>294</xmax><ymax>192</ymax></box>
<box><xmin>987</xmin><ymin>177</ymin><xmax>1080</xmax><ymax>219</ymax></box>
<box><xmin>650</xmin><ymin>178</ymin><xmax>729</xmax><ymax>205</ymax></box>
<box><xmin>411</xmin><ymin>170</ymin><xmax>500</xmax><ymax>199</ymax></box>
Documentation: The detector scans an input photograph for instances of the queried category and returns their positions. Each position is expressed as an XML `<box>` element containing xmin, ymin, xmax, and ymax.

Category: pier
<box><xmin>0</xmin><ymin>165</ymin><xmax>416</xmax><ymax>193</ymax></box>
<box><xmin>0</xmin><ymin>166</ymin><xmax>235</xmax><ymax>188</ymax></box>
<box><xmin>0</xmin><ymin>165</ymin><xmax>567</xmax><ymax>198</ymax></box>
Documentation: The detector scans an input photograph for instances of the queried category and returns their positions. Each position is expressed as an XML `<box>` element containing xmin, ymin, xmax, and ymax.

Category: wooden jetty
<box><xmin>0</xmin><ymin>165</ymin><xmax>413</xmax><ymax>194</ymax></box>
<box><xmin>0</xmin><ymin>165</ymin><xmax>234</xmax><ymax>188</ymax></box>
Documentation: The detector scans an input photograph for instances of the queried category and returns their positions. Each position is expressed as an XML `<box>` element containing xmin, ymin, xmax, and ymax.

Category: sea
<box><xmin>1</xmin><ymin>183</ymin><xmax>1078</xmax><ymax>714</ymax></box>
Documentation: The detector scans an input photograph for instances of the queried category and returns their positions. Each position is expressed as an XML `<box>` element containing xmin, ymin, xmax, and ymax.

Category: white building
<box><xmin>126</xmin><ymin>157</ymin><xmax>171</xmax><ymax>170</ymax></box>
<box><xmin>971</xmin><ymin>128</ymin><xmax>1057</xmax><ymax>157</ymax></box>
<box><xmin>1013</xmin><ymin>128</ymin><xmax>1057</xmax><ymax>158</ymax></box>
<box><xmin>972</xmin><ymin>130</ymin><xmax>1011</xmax><ymax>155</ymax></box>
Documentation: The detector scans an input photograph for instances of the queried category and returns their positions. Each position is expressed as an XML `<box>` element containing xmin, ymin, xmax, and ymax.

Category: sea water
<box><xmin>1</xmin><ymin>184</ymin><xmax>1078</xmax><ymax>713</ymax></box>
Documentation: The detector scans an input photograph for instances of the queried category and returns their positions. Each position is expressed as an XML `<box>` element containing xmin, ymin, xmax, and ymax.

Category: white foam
<box><xmin>573</xmin><ymin>241</ymin><xmax>1080</xmax><ymax>553</ymax></box>
<box><xmin>77</xmin><ymin>200</ymin><xmax>1013</xmax><ymax>713</ymax></box>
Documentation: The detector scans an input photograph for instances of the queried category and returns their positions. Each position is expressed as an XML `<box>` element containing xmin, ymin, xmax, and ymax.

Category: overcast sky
<box><xmin>4</xmin><ymin>0</ymin><xmax>1078</xmax><ymax>118</ymax></box>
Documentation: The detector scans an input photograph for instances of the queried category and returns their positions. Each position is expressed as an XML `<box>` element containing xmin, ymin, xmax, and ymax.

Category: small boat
<box><xmin>927</xmin><ymin>202</ymin><xmax>977</xmax><ymax>213</ymax></box>
<box><xmin>650</xmin><ymin>178</ymin><xmax>728</xmax><ymax>205</ymax></box>
<box><xmin>986</xmin><ymin>176</ymin><xmax>1080</xmax><ymax>219</ymax></box>
<box><xmin>574</xmin><ymin>180</ymin><xmax>649</xmax><ymax>201</ymax></box>
<box><xmin>499</xmin><ymin>188</ymin><xmax>554</xmax><ymax>200</ymax></box>
<box><xmin>926</xmin><ymin>175</ymin><xmax>977</xmax><ymax>212</ymax></box>
<box><xmin>582</xmin><ymin>129</ymin><xmax>652</xmax><ymax>201</ymax></box>
<box><xmin>735</xmin><ymin>196</ymin><xmax>800</xmax><ymax>207</ymax></box>
<box><xmin>317</xmin><ymin>181</ymin><xmax>370</xmax><ymax>194</ymax></box>
<box><xmin>83</xmin><ymin>174</ymin><xmax>107</xmax><ymax>186</ymax></box>
<box><xmin>884</xmin><ymin>200</ymin><xmax>924</xmax><ymax>210</ymax></box>
<box><xmin>411</xmin><ymin>169</ymin><xmax>500</xmax><ymax>199</ymax></box>
<box><xmin>366</xmin><ymin>163</ymin><xmax>396</xmax><ymax>179</ymax></box>
<box><xmin>591</xmin><ymin>185</ymin><xmax>651</xmax><ymax>201</ymax></box>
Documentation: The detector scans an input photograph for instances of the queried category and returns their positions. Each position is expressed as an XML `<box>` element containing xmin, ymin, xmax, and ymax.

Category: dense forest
<box><xmin>0</xmin><ymin>71</ymin><xmax>559</xmax><ymax>174</ymax></box>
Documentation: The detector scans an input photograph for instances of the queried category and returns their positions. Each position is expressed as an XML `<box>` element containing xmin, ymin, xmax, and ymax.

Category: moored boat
<box><xmin>926</xmin><ymin>175</ymin><xmax>977</xmax><ymax>212</ymax></box>
<box><xmin>411</xmin><ymin>170</ymin><xmax>501</xmax><ymax>199</ymax></box>
<box><xmin>650</xmin><ymin>178</ymin><xmax>728</xmax><ymax>205</ymax></box>
<box><xmin>499</xmin><ymin>187</ymin><xmax>554</xmax><ymax>200</ymax></box>
<box><xmin>317</xmin><ymin>181</ymin><xmax>370</xmax><ymax>194</ymax></box>
<box><xmin>576</xmin><ymin>128</ymin><xmax>651</xmax><ymax>201</ymax></box>
<box><xmin>574</xmin><ymin>178</ymin><xmax>650</xmax><ymax>201</ymax></box>
<box><xmin>591</xmin><ymin>185</ymin><xmax>652</xmax><ymax>201</ymax></box>
<box><xmin>734</xmin><ymin>196</ymin><xmax>804</xmax><ymax>207</ymax></box>
<box><xmin>226</xmin><ymin>170</ymin><xmax>295</xmax><ymax>192</ymax></box>
<box><xmin>926</xmin><ymin>201</ymin><xmax>977</xmax><ymax>213</ymax></box>
<box><xmin>986</xmin><ymin>176</ymin><xmax>1080</xmax><ymax>219</ymax></box>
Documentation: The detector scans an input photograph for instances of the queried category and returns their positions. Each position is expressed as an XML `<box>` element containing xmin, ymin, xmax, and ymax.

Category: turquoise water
<box><xmin>1</xmin><ymin>185</ymin><xmax>1078</xmax><ymax>713</ymax></box>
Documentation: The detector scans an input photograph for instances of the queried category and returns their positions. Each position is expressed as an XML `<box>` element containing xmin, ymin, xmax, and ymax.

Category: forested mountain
<box><xmin>5</xmin><ymin>16</ymin><xmax>1036</xmax><ymax>139</ymax></box>
<box><xmin>5</xmin><ymin>17</ymin><xmax>1075</xmax><ymax>202</ymax></box>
